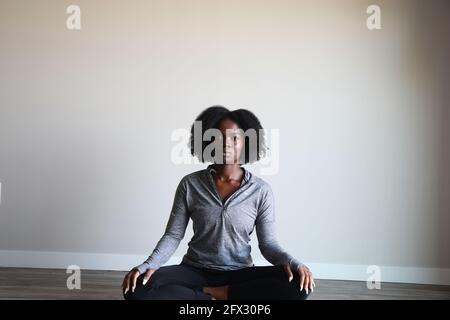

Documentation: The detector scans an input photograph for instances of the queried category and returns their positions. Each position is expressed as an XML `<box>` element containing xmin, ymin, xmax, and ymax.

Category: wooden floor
<box><xmin>0</xmin><ymin>267</ymin><xmax>449</xmax><ymax>300</ymax></box>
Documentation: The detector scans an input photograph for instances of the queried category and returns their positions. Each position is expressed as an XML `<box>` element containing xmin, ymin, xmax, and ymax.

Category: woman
<box><xmin>122</xmin><ymin>106</ymin><xmax>314</xmax><ymax>300</ymax></box>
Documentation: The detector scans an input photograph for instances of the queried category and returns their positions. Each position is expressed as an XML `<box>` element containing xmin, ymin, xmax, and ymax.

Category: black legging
<box><xmin>123</xmin><ymin>262</ymin><xmax>310</xmax><ymax>300</ymax></box>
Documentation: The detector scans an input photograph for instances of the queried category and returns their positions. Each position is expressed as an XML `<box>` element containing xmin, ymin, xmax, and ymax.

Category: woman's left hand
<box><xmin>284</xmin><ymin>264</ymin><xmax>315</xmax><ymax>294</ymax></box>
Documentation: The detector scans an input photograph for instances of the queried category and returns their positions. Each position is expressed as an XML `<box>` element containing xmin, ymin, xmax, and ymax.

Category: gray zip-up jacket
<box><xmin>134</xmin><ymin>164</ymin><xmax>302</xmax><ymax>274</ymax></box>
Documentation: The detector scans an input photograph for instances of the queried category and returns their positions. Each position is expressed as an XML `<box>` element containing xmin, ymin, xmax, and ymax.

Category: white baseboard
<box><xmin>0</xmin><ymin>249</ymin><xmax>449</xmax><ymax>285</ymax></box>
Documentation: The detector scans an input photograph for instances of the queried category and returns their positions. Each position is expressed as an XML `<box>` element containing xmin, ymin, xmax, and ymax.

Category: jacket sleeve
<box><xmin>255</xmin><ymin>184</ymin><xmax>303</xmax><ymax>271</ymax></box>
<box><xmin>133</xmin><ymin>177</ymin><xmax>190</xmax><ymax>274</ymax></box>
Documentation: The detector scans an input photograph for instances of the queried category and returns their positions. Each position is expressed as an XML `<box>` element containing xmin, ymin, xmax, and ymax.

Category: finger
<box><xmin>121</xmin><ymin>274</ymin><xmax>128</xmax><ymax>290</ymax></box>
<box><xmin>303</xmin><ymin>268</ymin><xmax>310</xmax><ymax>294</ymax></box>
<box><xmin>143</xmin><ymin>269</ymin><xmax>154</xmax><ymax>285</ymax></box>
<box><xmin>308</xmin><ymin>271</ymin><xmax>314</xmax><ymax>292</ymax></box>
<box><xmin>131</xmin><ymin>272</ymin><xmax>139</xmax><ymax>293</ymax></box>
<box><xmin>310</xmin><ymin>272</ymin><xmax>316</xmax><ymax>289</ymax></box>
<box><xmin>299</xmin><ymin>268</ymin><xmax>305</xmax><ymax>292</ymax></box>
<box><xmin>124</xmin><ymin>274</ymin><xmax>131</xmax><ymax>294</ymax></box>
<box><xmin>284</xmin><ymin>265</ymin><xmax>293</xmax><ymax>282</ymax></box>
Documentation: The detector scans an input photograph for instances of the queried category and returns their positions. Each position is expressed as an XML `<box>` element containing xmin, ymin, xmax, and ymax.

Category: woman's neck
<box><xmin>212</xmin><ymin>164</ymin><xmax>243</xmax><ymax>182</ymax></box>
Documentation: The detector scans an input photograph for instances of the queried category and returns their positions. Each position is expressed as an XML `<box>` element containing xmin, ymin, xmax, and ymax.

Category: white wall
<box><xmin>0</xmin><ymin>0</ymin><xmax>449</xmax><ymax>284</ymax></box>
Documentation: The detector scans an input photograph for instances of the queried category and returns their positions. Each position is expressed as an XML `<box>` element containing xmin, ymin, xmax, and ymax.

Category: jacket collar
<box><xmin>207</xmin><ymin>164</ymin><xmax>253</xmax><ymax>184</ymax></box>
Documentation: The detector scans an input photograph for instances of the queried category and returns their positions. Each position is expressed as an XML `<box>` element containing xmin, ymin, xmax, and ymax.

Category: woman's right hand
<box><xmin>122</xmin><ymin>268</ymin><xmax>156</xmax><ymax>294</ymax></box>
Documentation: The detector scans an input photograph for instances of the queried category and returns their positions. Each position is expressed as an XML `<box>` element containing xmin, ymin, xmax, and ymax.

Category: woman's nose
<box><xmin>224</xmin><ymin>136</ymin><xmax>234</xmax><ymax>147</ymax></box>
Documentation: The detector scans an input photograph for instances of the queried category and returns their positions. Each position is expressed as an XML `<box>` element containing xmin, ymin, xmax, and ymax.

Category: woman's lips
<box><xmin>223</xmin><ymin>152</ymin><xmax>233</xmax><ymax>159</ymax></box>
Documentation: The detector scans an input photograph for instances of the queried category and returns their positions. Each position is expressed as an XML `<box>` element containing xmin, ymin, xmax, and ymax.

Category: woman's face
<box><xmin>217</xmin><ymin>118</ymin><xmax>244</xmax><ymax>164</ymax></box>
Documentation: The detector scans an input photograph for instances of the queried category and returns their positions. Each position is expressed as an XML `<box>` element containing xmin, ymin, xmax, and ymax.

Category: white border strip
<box><xmin>0</xmin><ymin>250</ymin><xmax>449</xmax><ymax>285</ymax></box>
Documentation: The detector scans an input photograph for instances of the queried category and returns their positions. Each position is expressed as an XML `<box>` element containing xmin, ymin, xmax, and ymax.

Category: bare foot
<box><xmin>202</xmin><ymin>285</ymin><xmax>229</xmax><ymax>300</ymax></box>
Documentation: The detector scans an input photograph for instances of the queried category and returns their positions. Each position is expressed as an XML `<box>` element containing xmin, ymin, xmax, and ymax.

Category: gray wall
<box><xmin>0</xmin><ymin>0</ymin><xmax>449</xmax><ymax>280</ymax></box>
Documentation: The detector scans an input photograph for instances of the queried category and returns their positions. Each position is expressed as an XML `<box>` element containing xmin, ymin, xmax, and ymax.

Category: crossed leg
<box><xmin>123</xmin><ymin>264</ymin><xmax>211</xmax><ymax>300</ymax></box>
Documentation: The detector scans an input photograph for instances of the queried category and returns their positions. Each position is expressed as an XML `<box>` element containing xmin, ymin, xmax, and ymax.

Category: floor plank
<box><xmin>0</xmin><ymin>267</ymin><xmax>449</xmax><ymax>300</ymax></box>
